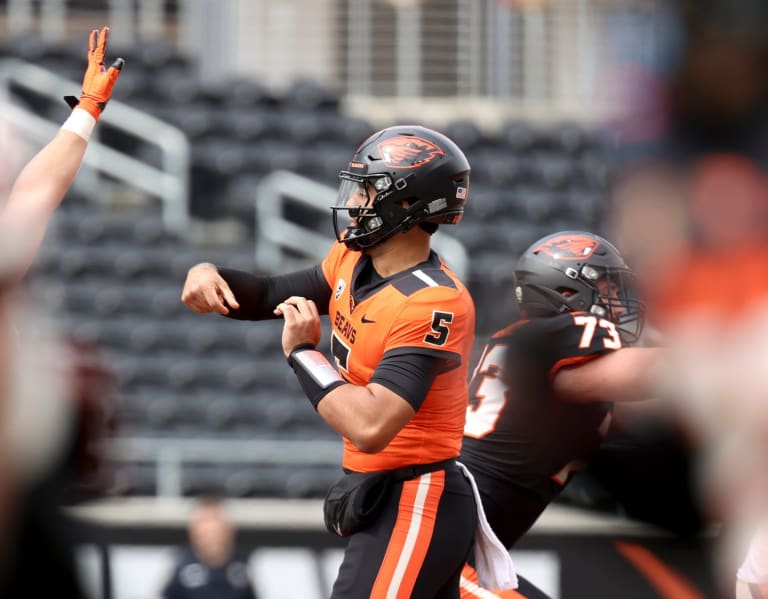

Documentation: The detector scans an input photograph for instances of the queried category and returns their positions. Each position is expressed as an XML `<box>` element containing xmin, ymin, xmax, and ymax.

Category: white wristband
<box><xmin>60</xmin><ymin>108</ymin><xmax>96</xmax><ymax>141</ymax></box>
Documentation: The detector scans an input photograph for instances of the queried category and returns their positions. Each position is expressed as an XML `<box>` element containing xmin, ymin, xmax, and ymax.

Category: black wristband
<box><xmin>287</xmin><ymin>345</ymin><xmax>345</xmax><ymax>410</ymax></box>
<box><xmin>63</xmin><ymin>95</ymin><xmax>80</xmax><ymax>109</ymax></box>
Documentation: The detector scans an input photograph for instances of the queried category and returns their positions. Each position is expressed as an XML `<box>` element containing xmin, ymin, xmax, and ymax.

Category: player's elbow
<box><xmin>348</xmin><ymin>425</ymin><xmax>393</xmax><ymax>454</ymax></box>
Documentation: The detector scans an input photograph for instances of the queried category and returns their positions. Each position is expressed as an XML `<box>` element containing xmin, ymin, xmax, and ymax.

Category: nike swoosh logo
<box><xmin>361</xmin><ymin>315</ymin><xmax>376</xmax><ymax>324</ymax></box>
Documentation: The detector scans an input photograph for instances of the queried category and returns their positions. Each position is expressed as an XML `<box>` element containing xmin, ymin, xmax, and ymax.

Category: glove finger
<box><xmin>88</xmin><ymin>29</ymin><xmax>98</xmax><ymax>54</ymax></box>
<box><xmin>108</xmin><ymin>57</ymin><xmax>125</xmax><ymax>72</ymax></box>
<box><xmin>96</xmin><ymin>26</ymin><xmax>109</xmax><ymax>60</ymax></box>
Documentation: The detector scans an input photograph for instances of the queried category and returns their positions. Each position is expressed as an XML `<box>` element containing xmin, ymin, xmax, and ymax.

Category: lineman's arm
<box><xmin>552</xmin><ymin>347</ymin><xmax>662</xmax><ymax>404</ymax></box>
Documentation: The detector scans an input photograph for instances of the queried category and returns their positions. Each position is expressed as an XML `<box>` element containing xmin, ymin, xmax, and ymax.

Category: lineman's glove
<box><xmin>64</xmin><ymin>26</ymin><xmax>124</xmax><ymax>120</ymax></box>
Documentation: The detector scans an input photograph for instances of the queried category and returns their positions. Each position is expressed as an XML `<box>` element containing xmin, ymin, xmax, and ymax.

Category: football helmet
<box><xmin>333</xmin><ymin>125</ymin><xmax>470</xmax><ymax>251</ymax></box>
<box><xmin>514</xmin><ymin>231</ymin><xmax>645</xmax><ymax>343</ymax></box>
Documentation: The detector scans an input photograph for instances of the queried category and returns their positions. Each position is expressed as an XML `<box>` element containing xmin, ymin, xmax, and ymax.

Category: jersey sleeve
<box><xmin>384</xmin><ymin>287</ymin><xmax>472</xmax><ymax>371</ymax></box>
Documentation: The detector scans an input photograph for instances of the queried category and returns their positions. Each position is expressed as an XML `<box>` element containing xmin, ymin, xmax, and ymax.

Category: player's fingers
<box><xmin>107</xmin><ymin>57</ymin><xmax>125</xmax><ymax>76</ymax></box>
<box><xmin>283</xmin><ymin>296</ymin><xmax>317</xmax><ymax>318</ymax></box>
<box><xmin>220</xmin><ymin>284</ymin><xmax>239</xmax><ymax>310</ymax></box>
<box><xmin>276</xmin><ymin>302</ymin><xmax>298</xmax><ymax>323</ymax></box>
<box><xmin>306</xmin><ymin>298</ymin><xmax>319</xmax><ymax>319</ymax></box>
<box><xmin>204</xmin><ymin>288</ymin><xmax>228</xmax><ymax>315</ymax></box>
<box><xmin>94</xmin><ymin>26</ymin><xmax>108</xmax><ymax>62</ymax></box>
<box><xmin>281</xmin><ymin>295</ymin><xmax>305</xmax><ymax>306</ymax></box>
<box><xmin>88</xmin><ymin>29</ymin><xmax>98</xmax><ymax>54</ymax></box>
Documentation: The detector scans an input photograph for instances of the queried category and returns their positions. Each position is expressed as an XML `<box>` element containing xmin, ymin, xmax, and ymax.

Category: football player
<box><xmin>182</xmin><ymin>125</ymin><xmax>489</xmax><ymax>598</ymax></box>
<box><xmin>0</xmin><ymin>26</ymin><xmax>122</xmax><ymax>599</ymax></box>
<box><xmin>458</xmin><ymin>230</ymin><xmax>661</xmax><ymax>598</ymax></box>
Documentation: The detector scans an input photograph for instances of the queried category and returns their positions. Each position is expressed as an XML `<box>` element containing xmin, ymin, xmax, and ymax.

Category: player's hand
<box><xmin>275</xmin><ymin>296</ymin><xmax>322</xmax><ymax>357</ymax></box>
<box><xmin>64</xmin><ymin>26</ymin><xmax>125</xmax><ymax>120</ymax></box>
<box><xmin>181</xmin><ymin>263</ymin><xmax>240</xmax><ymax>315</ymax></box>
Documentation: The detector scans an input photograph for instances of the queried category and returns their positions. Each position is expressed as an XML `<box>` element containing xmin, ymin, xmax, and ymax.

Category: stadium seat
<box><xmin>181</xmin><ymin>464</ymin><xmax>228</xmax><ymax>497</ymax></box>
<box><xmin>110</xmin><ymin>463</ymin><xmax>158</xmax><ymax>496</ymax></box>
<box><xmin>500</xmin><ymin>120</ymin><xmax>541</xmax><ymax>153</ymax></box>
<box><xmin>216</xmin><ymin>108</ymin><xmax>278</xmax><ymax>143</ymax></box>
<box><xmin>284</xmin><ymin>467</ymin><xmax>340</xmax><ymax>499</ymax></box>
<box><xmin>149</xmin><ymin>69</ymin><xmax>207</xmax><ymax>105</ymax></box>
<box><xmin>222</xmin><ymin>77</ymin><xmax>277</xmax><ymax>109</ymax></box>
<box><xmin>444</xmin><ymin>119</ymin><xmax>487</xmax><ymax>151</ymax></box>
<box><xmin>530</xmin><ymin>153</ymin><xmax>576</xmax><ymax>191</ymax></box>
<box><xmin>282</xmin><ymin>79</ymin><xmax>340</xmax><ymax>111</ymax></box>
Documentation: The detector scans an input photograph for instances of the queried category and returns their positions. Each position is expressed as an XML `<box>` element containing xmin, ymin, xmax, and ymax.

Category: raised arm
<box><xmin>2</xmin><ymin>26</ymin><xmax>123</xmax><ymax>281</ymax></box>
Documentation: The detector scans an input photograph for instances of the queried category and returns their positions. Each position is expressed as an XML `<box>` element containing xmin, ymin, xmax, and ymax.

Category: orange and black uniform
<box><xmin>220</xmin><ymin>241</ymin><xmax>477</xmax><ymax>598</ymax></box>
<box><xmin>460</xmin><ymin>312</ymin><xmax>619</xmax><ymax>549</ymax></box>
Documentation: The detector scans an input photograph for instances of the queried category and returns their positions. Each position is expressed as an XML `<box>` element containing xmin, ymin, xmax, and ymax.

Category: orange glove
<box><xmin>64</xmin><ymin>26</ymin><xmax>124</xmax><ymax>120</ymax></box>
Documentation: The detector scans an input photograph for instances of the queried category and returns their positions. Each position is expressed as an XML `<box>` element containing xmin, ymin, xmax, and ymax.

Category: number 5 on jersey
<box><xmin>424</xmin><ymin>311</ymin><xmax>454</xmax><ymax>346</ymax></box>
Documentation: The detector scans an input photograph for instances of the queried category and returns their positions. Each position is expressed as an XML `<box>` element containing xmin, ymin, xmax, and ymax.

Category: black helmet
<box><xmin>514</xmin><ymin>231</ymin><xmax>645</xmax><ymax>343</ymax></box>
<box><xmin>332</xmin><ymin>125</ymin><xmax>470</xmax><ymax>251</ymax></box>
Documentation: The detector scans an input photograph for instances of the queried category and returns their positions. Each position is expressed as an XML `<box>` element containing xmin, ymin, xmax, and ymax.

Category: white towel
<box><xmin>456</xmin><ymin>461</ymin><xmax>518</xmax><ymax>590</ymax></box>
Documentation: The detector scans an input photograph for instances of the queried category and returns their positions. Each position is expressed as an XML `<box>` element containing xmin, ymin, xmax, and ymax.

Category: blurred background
<box><xmin>1</xmin><ymin>0</ymin><xmax>767</xmax><ymax>597</ymax></box>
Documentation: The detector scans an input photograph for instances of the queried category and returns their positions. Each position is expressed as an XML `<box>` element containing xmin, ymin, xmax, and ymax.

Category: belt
<box><xmin>388</xmin><ymin>459</ymin><xmax>456</xmax><ymax>482</ymax></box>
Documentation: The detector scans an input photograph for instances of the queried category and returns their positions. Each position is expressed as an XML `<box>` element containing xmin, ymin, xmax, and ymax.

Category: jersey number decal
<box><xmin>464</xmin><ymin>345</ymin><xmax>507</xmax><ymax>438</ymax></box>
<box><xmin>424</xmin><ymin>311</ymin><xmax>454</xmax><ymax>346</ymax></box>
<box><xmin>572</xmin><ymin>315</ymin><xmax>621</xmax><ymax>350</ymax></box>
<box><xmin>331</xmin><ymin>332</ymin><xmax>351</xmax><ymax>372</ymax></box>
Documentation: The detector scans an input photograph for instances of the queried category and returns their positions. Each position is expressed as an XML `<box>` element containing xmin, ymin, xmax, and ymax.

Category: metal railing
<box><xmin>104</xmin><ymin>437</ymin><xmax>343</xmax><ymax>498</ymax></box>
<box><xmin>0</xmin><ymin>58</ymin><xmax>190</xmax><ymax>233</ymax></box>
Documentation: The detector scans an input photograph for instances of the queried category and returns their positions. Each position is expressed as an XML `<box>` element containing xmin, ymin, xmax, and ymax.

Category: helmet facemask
<box><xmin>567</xmin><ymin>265</ymin><xmax>645</xmax><ymax>344</ymax></box>
<box><xmin>332</xmin><ymin>171</ymin><xmax>427</xmax><ymax>251</ymax></box>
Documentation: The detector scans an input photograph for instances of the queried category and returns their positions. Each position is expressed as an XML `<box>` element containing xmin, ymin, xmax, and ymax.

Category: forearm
<box><xmin>318</xmin><ymin>382</ymin><xmax>412</xmax><ymax>454</ymax></box>
<box><xmin>553</xmin><ymin>347</ymin><xmax>662</xmax><ymax>404</ymax></box>
<box><xmin>4</xmin><ymin>128</ymin><xmax>88</xmax><ymax>276</ymax></box>
<box><xmin>219</xmin><ymin>266</ymin><xmax>331</xmax><ymax>320</ymax></box>
<box><xmin>9</xmin><ymin>130</ymin><xmax>86</xmax><ymax>208</ymax></box>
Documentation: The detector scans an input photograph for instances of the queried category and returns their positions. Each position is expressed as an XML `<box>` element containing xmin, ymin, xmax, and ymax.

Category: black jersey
<box><xmin>461</xmin><ymin>311</ymin><xmax>623</xmax><ymax>501</ymax></box>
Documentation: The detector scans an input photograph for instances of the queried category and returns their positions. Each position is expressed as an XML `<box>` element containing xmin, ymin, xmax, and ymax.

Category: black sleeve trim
<box><xmin>370</xmin><ymin>350</ymin><xmax>456</xmax><ymax>411</ymax></box>
<box><xmin>382</xmin><ymin>346</ymin><xmax>462</xmax><ymax>374</ymax></box>
<box><xmin>218</xmin><ymin>265</ymin><xmax>332</xmax><ymax>320</ymax></box>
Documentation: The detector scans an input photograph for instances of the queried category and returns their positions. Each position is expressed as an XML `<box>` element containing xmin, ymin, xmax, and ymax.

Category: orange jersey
<box><xmin>321</xmin><ymin>242</ymin><xmax>475</xmax><ymax>472</ymax></box>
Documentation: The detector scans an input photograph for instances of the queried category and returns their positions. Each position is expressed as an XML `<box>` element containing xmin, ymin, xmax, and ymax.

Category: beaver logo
<box><xmin>378</xmin><ymin>136</ymin><xmax>445</xmax><ymax>169</ymax></box>
<box><xmin>534</xmin><ymin>234</ymin><xmax>599</xmax><ymax>260</ymax></box>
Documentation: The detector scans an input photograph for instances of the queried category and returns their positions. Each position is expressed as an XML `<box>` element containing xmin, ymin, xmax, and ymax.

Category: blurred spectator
<box><xmin>736</xmin><ymin>524</ymin><xmax>768</xmax><ymax>599</ymax></box>
<box><xmin>157</xmin><ymin>497</ymin><xmax>257</xmax><ymax>599</ymax></box>
<box><xmin>604</xmin><ymin>0</ymin><xmax>768</xmax><ymax>592</ymax></box>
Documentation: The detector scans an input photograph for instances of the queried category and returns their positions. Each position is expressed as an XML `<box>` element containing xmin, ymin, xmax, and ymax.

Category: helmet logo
<box><xmin>378</xmin><ymin>136</ymin><xmax>446</xmax><ymax>168</ymax></box>
<box><xmin>534</xmin><ymin>234</ymin><xmax>599</xmax><ymax>260</ymax></box>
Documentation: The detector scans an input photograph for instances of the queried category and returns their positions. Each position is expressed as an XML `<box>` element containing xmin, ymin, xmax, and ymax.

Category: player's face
<box><xmin>597</xmin><ymin>277</ymin><xmax>627</xmax><ymax>318</ymax></box>
<box><xmin>341</xmin><ymin>182</ymin><xmax>378</xmax><ymax>226</ymax></box>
